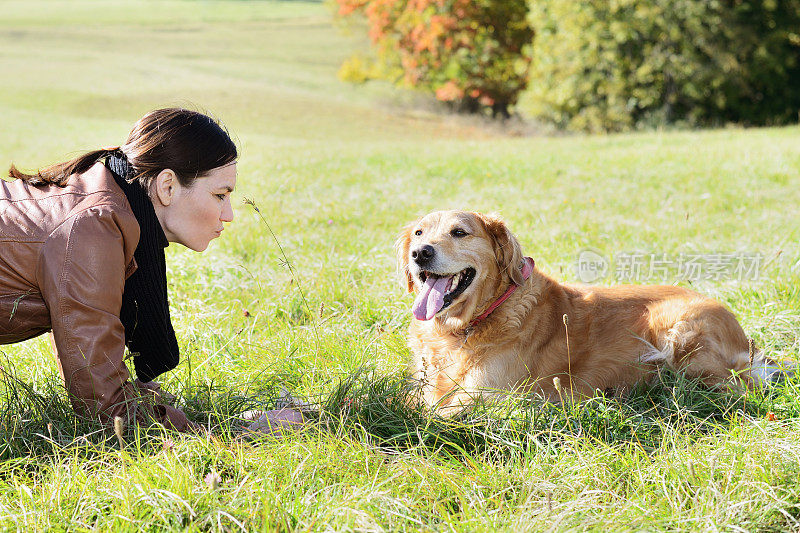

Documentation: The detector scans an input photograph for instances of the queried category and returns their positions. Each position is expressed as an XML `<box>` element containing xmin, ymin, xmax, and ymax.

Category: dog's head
<box><xmin>395</xmin><ymin>210</ymin><xmax>525</xmax><ymax>325</ymax></box>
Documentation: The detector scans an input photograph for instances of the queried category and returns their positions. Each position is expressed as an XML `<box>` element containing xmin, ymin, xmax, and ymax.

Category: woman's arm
<box><xmin>37</xmin><ymin>205</ymin><xmax>192</xmax><ymax>431</ymax></box>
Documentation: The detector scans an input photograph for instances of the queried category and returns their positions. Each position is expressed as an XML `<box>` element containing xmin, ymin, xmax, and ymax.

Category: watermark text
<box><xmin>575</xmin><ymin>249</ymin><xmax>762</xmax><ymax>283</ymax></box>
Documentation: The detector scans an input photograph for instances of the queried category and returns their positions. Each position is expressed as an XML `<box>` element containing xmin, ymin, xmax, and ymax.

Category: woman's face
<box><xmin>154</xmin><ymin>162</ymin><xmax>237</xmax><ymax>252</ymax></box>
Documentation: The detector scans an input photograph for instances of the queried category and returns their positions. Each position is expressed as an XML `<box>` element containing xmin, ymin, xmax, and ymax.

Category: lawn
<box><xmin>1</xmin><ymin>1</ymin><xmax>800</xmax><ymax>530</ymax></box>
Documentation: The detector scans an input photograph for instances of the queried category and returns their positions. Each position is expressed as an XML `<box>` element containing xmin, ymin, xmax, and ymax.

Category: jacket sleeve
<box><xmin>37</xmin><ymin>205</ymin><xmax>191</xmax><ymax>431</ymax></box>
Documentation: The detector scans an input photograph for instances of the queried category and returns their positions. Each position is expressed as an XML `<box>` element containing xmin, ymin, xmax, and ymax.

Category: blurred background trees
<box><xmin>525</xmin><ymin>0</ymin><xmax>800</xmax><ymax>132</ymax></box>
<box><xmin>336</xmin><ymin>0</ymin><xmax>533</xmax><ymax>117</ymax></box>
<box><xmin>335</xmin><ymin>0</ymin><xmax>800</xmax><ymax>131</ymax></box>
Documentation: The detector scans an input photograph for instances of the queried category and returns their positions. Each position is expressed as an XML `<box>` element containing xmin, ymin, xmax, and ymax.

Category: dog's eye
<box><xmin>414</xmin><ymin>229</ymin><xmax>423</xmax><ymax>236</ymax></box>
<box><xmin>450</xmin><ymin>228</ymin><xmax>468</xmax><ymax>237</ymax></box>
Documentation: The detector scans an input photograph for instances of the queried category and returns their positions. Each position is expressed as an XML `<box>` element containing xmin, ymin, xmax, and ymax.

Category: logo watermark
<box><xmin>575</xmin><ymin>248</ymin><xmax>609</xmax><ymax>283</ymax></box>
<box><xmin>575</xmin><ymin>250</ymin><xmax>763</xmax><ymax>283</ymax></box>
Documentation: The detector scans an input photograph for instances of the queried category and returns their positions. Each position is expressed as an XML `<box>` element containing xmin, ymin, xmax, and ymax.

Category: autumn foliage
<box><xmin>336</xmin><ymin>0</ymin><xmax>533</xmax><ymax>117</ymax></box>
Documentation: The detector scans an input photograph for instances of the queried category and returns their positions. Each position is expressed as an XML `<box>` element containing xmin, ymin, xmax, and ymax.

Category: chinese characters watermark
<box><xmin>575</xmin><ymin>249</ymin><xmax>762</xmax><ymax>283</ymax></box>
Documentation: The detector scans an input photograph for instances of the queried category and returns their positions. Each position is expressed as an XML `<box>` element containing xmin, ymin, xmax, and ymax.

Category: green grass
<box><xmin>2</xmin><ymin>1</ymin><xmax>800</xmax><ymax>530</ymax></box>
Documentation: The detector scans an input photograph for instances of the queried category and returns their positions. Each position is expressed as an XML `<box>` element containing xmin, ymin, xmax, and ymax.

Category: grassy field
<box><xmin>2</xmin><ymin>1</ymin><xmax>800</xmax><ymax>530</ymax></box>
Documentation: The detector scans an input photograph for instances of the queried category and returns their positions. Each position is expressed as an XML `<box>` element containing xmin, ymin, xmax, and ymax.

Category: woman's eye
<box><xmin>215</xmin><ymin>193</ymin><xmax>227</xmax><ymax>201</ymax></box>
<box><xmin>414</xmin><ymin>229</ymin><xmax>423</xmax><ymax>236</ymax></box>
<box><xmin>450</xmin><ymin>228</ymin><xmax>467</xmax><ymax>237</ymax></box>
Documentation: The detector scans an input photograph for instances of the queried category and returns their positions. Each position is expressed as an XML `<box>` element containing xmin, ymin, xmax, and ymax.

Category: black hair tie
<box><xmin>106</xmin><ymin>150</ymin><xmax>134</xmax><ymax>181</ymax></box>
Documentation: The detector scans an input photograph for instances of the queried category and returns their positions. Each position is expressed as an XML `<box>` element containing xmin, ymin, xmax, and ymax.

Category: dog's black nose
<box><xmin>412</xmin><ymin>244</ymin><xmax>435</xmax><ymax>266</ymax></box>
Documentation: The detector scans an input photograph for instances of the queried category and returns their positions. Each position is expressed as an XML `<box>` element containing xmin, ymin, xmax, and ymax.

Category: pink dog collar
<box><xmin>469</xmin><ymin>257</ymin><xmax>534</xmax><ymax>328</ymax></box>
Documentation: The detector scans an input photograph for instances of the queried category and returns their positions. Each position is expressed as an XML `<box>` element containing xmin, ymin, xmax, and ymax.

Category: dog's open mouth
<box><xmin>412</xmin><ymin>267</ymin><xmax>476</xmax><ymax>321</ymax></box>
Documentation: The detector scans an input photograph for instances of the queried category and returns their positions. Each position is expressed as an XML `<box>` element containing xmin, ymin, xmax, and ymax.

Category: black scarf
<box><xmin>106</xmin><ymin>153</ymin><xmax>179</xmax><ymax>382</ymax></box>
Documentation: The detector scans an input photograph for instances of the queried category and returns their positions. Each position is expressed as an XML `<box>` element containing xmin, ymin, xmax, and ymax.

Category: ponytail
<box><xmin>8</xmin><ymin>108</ymin><xmax>237</xmax><ymax>189</ymax></box>
<box><xmin>9</xmin><ymin>147</ymin><xmax>121</xmax><ymax>187</ymax></box>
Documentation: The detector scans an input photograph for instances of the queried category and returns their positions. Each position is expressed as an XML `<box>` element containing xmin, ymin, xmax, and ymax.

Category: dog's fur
<box><xmin>396</xmin><ymin>210</ymin><xmax>778</xmax><ymax>411</ymax></box>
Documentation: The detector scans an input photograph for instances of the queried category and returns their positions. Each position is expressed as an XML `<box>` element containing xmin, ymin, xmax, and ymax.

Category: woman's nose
<box><xmin>221</xmin><ymin>199</ymin><xmax>234</xmax><ymax>222</ymax></box>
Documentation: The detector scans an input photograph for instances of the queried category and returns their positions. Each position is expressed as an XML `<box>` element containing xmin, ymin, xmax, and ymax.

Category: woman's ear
<box><xmin>477</xmin><ymin>212</ymin><xmax>525</xmax><ymax>285</ymax></box>
<box><xmin>394</xmin><ymin>222</ymin><xmax>416</xmax><ymax>293</ymax></box>
<box><xmin>152</xmin><ymin>169</ymin><xmax>178</xmax><ymax>206</ymax></box>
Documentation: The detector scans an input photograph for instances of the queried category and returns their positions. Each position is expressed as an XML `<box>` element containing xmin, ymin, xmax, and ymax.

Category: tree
<box><xmin>336</xmin><ymin>0</ymin><xmax>534</xmax><ymax>117</ymax></box>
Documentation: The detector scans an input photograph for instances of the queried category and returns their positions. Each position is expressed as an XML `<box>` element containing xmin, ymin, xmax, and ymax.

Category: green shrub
<box><xmin>523</xmin><ymin>0</ymin><xmax>800</xmax><ymax>132</ymax></box>
<box><xmin>335</xmin><ymin>0</ymin><xmax>534</xmax><ymax>117</ymax></box>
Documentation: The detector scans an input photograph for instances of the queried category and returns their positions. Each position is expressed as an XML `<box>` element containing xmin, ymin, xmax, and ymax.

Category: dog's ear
<box><xmin>477</xmin><ymin>212</ymin><xmax>525</xmax><ymax>285</ymax></box>
<box><xmin>394</xmin><ymin>222</ymin><xmax>416</xmax><ymax>293</ymax></box>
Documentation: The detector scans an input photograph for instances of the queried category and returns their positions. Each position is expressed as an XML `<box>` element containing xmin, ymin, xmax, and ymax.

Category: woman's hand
<box><xmin>134</xmin><ymin>379</ymin><xmax>177</xmax><ymax>404</ymax></box>
<box><xmin>240</xmin><ymin>408</ymin><xmax>306</xmax><ymax>437</ymax></box>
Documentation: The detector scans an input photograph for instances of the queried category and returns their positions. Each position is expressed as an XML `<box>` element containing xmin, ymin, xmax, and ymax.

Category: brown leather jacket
<box><xmin>0</xmin><ymin>163</ymin><xmax>191</xmax><ymax>431</ymax></box>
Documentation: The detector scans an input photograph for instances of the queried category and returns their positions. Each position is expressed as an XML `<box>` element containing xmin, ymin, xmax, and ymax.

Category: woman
<box><xmin>0</xmin><ymin>108</ymin><xmax>237</xmax><ymax>432</ymax></box>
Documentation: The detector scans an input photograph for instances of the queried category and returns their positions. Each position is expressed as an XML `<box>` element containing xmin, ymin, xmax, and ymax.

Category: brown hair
<box><xmin>9</xmin><ymin>108</ymin><xmax>238</xmax><ymax>188</ymax></box>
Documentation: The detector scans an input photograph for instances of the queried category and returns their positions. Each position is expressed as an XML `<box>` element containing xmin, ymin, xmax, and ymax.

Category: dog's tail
<box><xmin>748</xmin><ymin>353</ymin><xmax>796</xmax><ymax>387</ymax></box>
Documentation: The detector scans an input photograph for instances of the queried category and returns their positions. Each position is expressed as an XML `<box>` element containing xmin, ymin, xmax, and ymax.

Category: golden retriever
<box><xmin>396</xmin><ymin>210</ymin><xmax>779</xmax><ymax>411</ymax></box>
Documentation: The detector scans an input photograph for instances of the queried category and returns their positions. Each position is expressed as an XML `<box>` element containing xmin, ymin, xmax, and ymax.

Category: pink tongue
<box><xmin>412</xmin><ymin>276</ymin><xmax>451</xmax><ymax>321</ymax></box>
